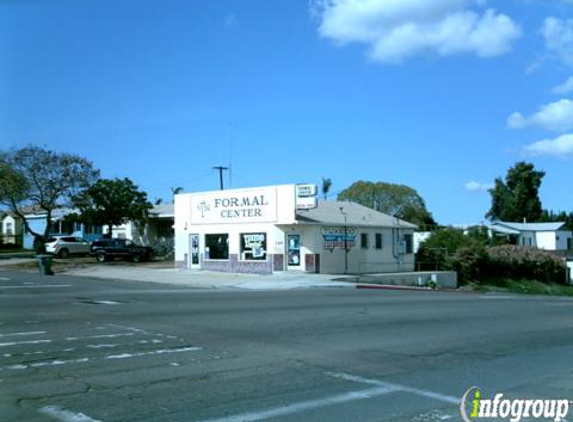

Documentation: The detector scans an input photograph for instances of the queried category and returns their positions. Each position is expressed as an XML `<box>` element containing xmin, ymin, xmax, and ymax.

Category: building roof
<box><xmin>492</xmin><ymin>221</ymin><xmax>567</xmax><ymax>232</ymax></box>
<box><xmin>150</xmin><ymin>204</ymin><xmax>174</xmax><ymax>218</ymax></box>
<box><xmin>295</xmin><ymin>201</ymin><xmax>417</xmax><ymax>229</ymax></box>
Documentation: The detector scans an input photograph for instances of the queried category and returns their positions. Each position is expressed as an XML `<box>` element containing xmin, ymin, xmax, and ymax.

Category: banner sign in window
<box><xmin>241</xmin><ymin>233</ymin><xmax>267</xmax><ymax>261</ymax></box>
<box><xmin>321</xmin><ymin>227</ymin><xmax>356</xmax><ymax>249</ymax></box>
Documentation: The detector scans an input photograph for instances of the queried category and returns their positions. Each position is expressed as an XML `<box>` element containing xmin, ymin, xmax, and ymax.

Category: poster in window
<box><xmin>241</xmin><ymin>233</ymin><xmax>267</xmax><ymax>261</ymax></box>
<box><xmin>191</xmin><ymin>235</ymin><xmax>199</xmax><ymax>265</ymax></box>
<box><xmin>287</xmin><ymin>234</ymin><xmax>301</xmax><ymax>266</ymax></box>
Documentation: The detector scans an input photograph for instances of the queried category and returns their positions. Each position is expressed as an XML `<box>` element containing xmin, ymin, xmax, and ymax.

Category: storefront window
<box><xmin>205</xmin><ymin>234</ymin><xmax>229</xmax><ymax>260</ymax></box>
<box><xmin>240</xmin><ymin>233</ymin><xmax>267</xmax><ymax>261</ymax></box>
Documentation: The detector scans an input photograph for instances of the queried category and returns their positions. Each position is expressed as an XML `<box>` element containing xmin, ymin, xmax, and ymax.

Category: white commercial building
<box><xmin>174</xmin><ymin>184</ymin><xmax>417</xmax><ymax>275</ymax></box>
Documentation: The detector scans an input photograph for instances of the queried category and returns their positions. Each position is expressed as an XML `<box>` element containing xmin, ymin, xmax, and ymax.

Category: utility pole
<box><xmin>213</xmin><ymin>166</ymin><xmax>229</xmax><ymax>190</ymax></box>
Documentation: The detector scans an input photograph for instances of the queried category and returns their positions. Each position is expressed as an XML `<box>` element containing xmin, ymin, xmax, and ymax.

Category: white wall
<box><xmin>533</xmin><ymin>230</ymin><xmax>572</xmax><ymax>251</ymax></box>
<box><xmin>556</xmin><ymin>230</ymin><xmax>572</xmax><ymax>251</ymax></box>
<box><xmin>535</xmin><ymin>231</ymin><xmax>555</xmax><ymax>250</ymax></box>
<box><xmin>175</xmin><ymin>185</ymin><xmax>296</xmax><ymax>266</ymax></box>
<box><xmin>300</xmin><ymin>225</ymin><xmax>415</xmax><ymax>274</ymax></box>
<box><xmin>518</xmin><ymin>231</ymin><xmax>536</xmax><ymax>247</ymax></box>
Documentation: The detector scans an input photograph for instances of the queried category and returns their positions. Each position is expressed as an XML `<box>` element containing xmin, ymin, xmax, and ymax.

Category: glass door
<box><xmin>189</xmin><ymin>234</ymin><xmax>200</xmax><ymax>269</ymax></box>
<box><xmin>287</xmin><ymin>234</ymin><xmax>301</xmax><ymax>269</ymax></box>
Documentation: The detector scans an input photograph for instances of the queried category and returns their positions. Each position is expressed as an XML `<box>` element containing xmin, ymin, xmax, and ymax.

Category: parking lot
<box><xmin>2</xmin><ymin>267</ymin><xmax>573</xmax><ymax>421</ymax></box>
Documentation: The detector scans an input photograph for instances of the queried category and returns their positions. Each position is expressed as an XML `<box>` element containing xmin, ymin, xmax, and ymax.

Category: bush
<box><xmin>485</xmin><ymin>245</ymin><xmax>567</xmax><ymax>284</ymax></box>
<box><xmin>416</xmin><ymin>227</ymin><xmax>475</xmax><ymax>271</ymax></box>
<box><xmin>449</xmin><ymin>243</ymin><xmax>488</xmax><ymax>284</ymax></box>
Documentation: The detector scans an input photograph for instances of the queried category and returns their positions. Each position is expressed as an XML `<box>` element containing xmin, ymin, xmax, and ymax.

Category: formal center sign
<box><xmin>191</xmin><ymin>188</ymin><xmax>278</xmax><ymax>224</ymax></box>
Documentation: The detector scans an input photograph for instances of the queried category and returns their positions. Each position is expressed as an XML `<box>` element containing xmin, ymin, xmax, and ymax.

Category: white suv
<box><xmin>45</xmin><ymin>236</ymin><xmax>90</xmax><ymax>258</ymax></box>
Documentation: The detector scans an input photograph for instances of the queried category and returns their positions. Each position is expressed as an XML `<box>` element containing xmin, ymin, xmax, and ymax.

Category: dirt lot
<box><xmin>2</xmin><ymin>256</ymin><xmax>174</xmax><ymax>274</ymax></box>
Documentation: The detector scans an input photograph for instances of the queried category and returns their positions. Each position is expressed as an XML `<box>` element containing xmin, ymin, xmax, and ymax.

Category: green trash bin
<box><xmin>36</xmin><ymin>255</ymin><xmax>54</xmax><ymax>276</ymax></box>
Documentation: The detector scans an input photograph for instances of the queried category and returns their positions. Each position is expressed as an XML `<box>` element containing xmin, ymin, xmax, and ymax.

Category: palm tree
<box><xmin>321</xmin><ymin>178</ymin><xmax>332</xmax><ymax>201</ymax></box>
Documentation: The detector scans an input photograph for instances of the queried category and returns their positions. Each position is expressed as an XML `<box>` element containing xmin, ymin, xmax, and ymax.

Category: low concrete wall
<box><xmin>356</xmin><ymin>271</ymin><xmax>458</xmax><ymax>289</ymax></box>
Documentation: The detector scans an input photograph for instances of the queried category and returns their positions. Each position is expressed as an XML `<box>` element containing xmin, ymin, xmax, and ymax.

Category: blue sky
<box><xmin>1</xmin><ymin>0</ymin><xmax>572</xmax><ymax>224</ymax></box>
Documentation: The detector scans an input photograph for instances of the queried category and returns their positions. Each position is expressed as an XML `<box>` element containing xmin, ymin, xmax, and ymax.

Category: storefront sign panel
<box><xmin>191</xmin><ymin>189</ymin><xmax>278</xmax><ymax>224</ymax></box>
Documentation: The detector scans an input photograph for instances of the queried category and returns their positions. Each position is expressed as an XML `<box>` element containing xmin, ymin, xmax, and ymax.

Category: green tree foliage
<box><xmin>416</xmin><ymin>227</ymin><xmax>475</xmax><ymax>271</ymax></box>
<box><xmin>540</xmin><ymin>210</ymin><xmax>573</xmax><ymax>231</ymax></box>
<box><xmin>486</xmin><ymin>162</ymin><xmax>545</xmax><ymax>222</ymax></box>
<box><xmin>73</xmin><ymin>178</ymin><xmax>153</xmax><ymax>235</ymax></box>
<box><xmin>0</xmin><ymin>146</ymin><xmax>99</xmax><ymax>250</ymax></box>
<box><xmin>338</xmin><ymin>181</ymin><xmax>436</xmax><ymax>228</ymax></box>
<box><xmin>321</xmin><ymin>177</ymin><xmax>332</xmax><ymax>201</ymax></box>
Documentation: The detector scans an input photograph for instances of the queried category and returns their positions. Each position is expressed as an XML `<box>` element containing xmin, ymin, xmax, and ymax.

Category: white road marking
<box><xmin>0</xmin><ymin>277</ymin><xmax>10</xmax><ymax>281</ymax></box>
<box><xmin>103</xmin><ymin>323</ymin><xmax>178</xmax><ymax>339</ymax></box>
<box><xmin>0</xmin><ymin>339</ymin><xmax>51</xmax><ymax>347</ymax></box>
<box><xmin>138</xmin><ymin>339</ymin><xmax>163</xmax><ymax>344</ymax></box>
<box><xmin>0</xmin><ymin>285</ymin><xmax>72</xmax><ymax>289</ymax></box>
<box><xmin>105</xmin><ymin>346</ymin><xmax>201</xmax><ymax>359</ymax></box>
<box><xmin>0</xmin><ymin>331</ymin><xmax>46</xmax><ymax>338</ymax></box>
<box><xmin>66</xmin><ymin>333</ymin><xmax>134</xmax><ymax>341</ymax></box>
<box><xmin>8</xmin><ymin>358</ymin><xmax>90</xmax><ymax>370</ymax></box>
<box><xmin>87</xmin><ymin>344</ymin><xmax>117</xmax><ymax>349</ymax></box>
<box><xmin>200</xmin><ymin>372</ymin><xmax>460</xmax><ymax>422</ymax></box>
<box><xmin>326</xmin><ymin>372</ymin><xmax>459</xmax><ymax>404</ymax></box>
<box><xmin>198</xmin><ymin>385</ymin><xmax>398</xmax><ymax>422</ymax></box>
<box><xmin>39</xmin><ymin>405</ymin><xmax>102</xmax><ymax>422</ymax></box>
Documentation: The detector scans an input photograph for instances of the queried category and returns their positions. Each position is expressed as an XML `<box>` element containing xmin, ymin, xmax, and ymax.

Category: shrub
<box><xmin>485</xmin><ymin>245</ymin><xmax>567</xmax><ymax>284</ymax></box>
<box><xmin>416</xmin><ymin>227</ymin><xmax>475</xmax><ymax>271</ymax></box>
<box><xmin>449</xmin><ymin>243</ymin><xmax>488</xmax><ymax>284</ymax></box>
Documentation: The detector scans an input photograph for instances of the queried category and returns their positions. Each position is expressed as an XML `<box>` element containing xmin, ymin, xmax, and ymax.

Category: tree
<box><xmin>337</xmin><ymin>181</ymin><xmax>436</xmax><ymax>228</ymax></box>
<box><xmin>321</xmin><ymin>178</ymin><xmax>332</xmax><ymax>201</ymax></box>
<box><xmin>73</xmin><ymin>178</ymin><xmax>153</xmax><ymax>235</ymax></box>
<box><xmin>486</xmin><ymin>162</ymin><xmax>545</xmax><ymax>222</ymax></box>
<box><xmin>540</xmin><ymin>210</ymin><xmax>573</xmax><ymax>231</ymax></box>
<box><xmin>0</xmin><ymin>146</ymin><xmax>99</xmax><ymax>251</ymax></box>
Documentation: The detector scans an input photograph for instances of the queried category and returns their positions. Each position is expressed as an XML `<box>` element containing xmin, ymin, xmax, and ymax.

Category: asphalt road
<box><xmin>1</xmin><ymin>269</ymin><xmax>573</xmax><ymax>422</ymax></box>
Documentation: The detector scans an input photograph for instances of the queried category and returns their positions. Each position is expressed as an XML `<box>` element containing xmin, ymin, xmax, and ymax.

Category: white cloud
<box><xmin>507</xmin><ymin>99</ymin><xmax>573</xmax><ymax>132</ymax></box>
<box><xmin>551</xmin><ymin>76</ymin><xmax>573</xmax><ymax>94</ymax></box>
<box><xmin>224</xmin><ymin>14</ymin><xmax>237</xmax><ymax>26</ymax></box>
<box><xmin>465</xmin><ymin>181</ymin><xmax>493</xmax><ymax>192</ymax></box>
<box><xmin>523</xmin><ymin>133</ymin><xmax>573</xmax><ymax>158</ymax></box>
<box><xmin>311</xmin><ymin>0</ymin><xmax>521</xmax><ymax>64</ymax></box>
<box><xmin>541</xmin><ymin>17</ymin><xmax>573</xmax><ymax>66</ymax></box>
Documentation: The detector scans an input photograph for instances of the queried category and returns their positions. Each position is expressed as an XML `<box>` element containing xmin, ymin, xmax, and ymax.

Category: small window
<box><xmin>240</xmin><ymin>233</ymin><xmax>267</xmax><ymax>261</ymax></box>
<box><xmin>361</xmin><ymin>233</ymin><xmax>369</xmax><ymax>249</ymax></box>
<box><xmin>403</xmin><ymin>234</ymin><xmax>413</xmax><ymax>254</ymax></box>
<box><xmin>205</xmin><ymin>234</ymin><xmax>229</xmax><ymax>260</ymax></box>
<box><xmin>375</xmin><ymin>233</ymin><xmax>383</xmax><ymax>249</ymax></box>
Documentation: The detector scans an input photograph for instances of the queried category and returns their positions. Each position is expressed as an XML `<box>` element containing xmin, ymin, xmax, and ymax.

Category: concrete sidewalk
<box><xmin>63</xmin><ymin>265</ymin><xmax>355</xmax><ymax>290</ymax></box>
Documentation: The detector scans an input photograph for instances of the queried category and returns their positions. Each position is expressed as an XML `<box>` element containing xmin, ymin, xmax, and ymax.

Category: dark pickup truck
<box><xmin>90</xmin><ymin>238</ymin><xmax>153</xmax><ymax>263</ymax></box>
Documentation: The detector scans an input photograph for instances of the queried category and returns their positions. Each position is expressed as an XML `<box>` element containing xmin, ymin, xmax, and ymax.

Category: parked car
<box><xmin>45</xmin><ymin>236</ymin><xmax>91</xmax><ymax>258</ymax></box>
<box><xmin>90</xmin><ymin>238</ymin><xmax>153</xmax><ymax>263</ymax></box>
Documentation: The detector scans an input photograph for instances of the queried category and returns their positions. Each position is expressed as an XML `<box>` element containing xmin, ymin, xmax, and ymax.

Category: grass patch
<box><xmin>470</xmin><ymin>278</ymin><xmax>573</xmax><ymax>297</ymax></box>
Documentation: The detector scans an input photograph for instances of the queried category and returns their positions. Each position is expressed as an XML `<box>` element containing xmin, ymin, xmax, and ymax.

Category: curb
<box><xmin>356</xmin><ymin>283</ymin><xmax>477</xmax><ymax>294</ymax></box>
